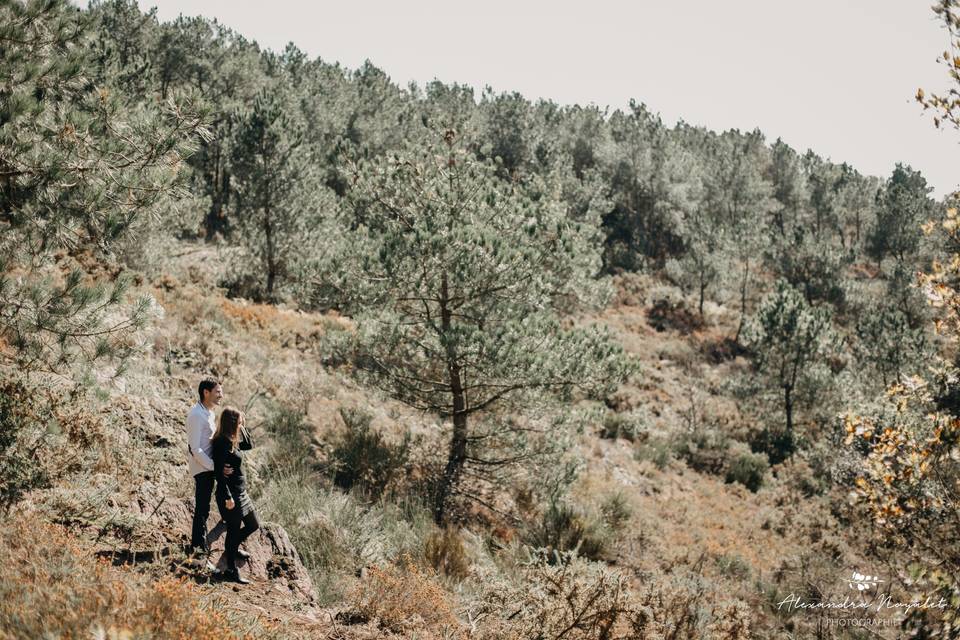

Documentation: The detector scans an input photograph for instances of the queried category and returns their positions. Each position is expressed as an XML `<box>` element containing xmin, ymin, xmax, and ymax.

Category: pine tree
<box><xmin>0</xmin><ymin>0</ymin><xmax>206</xmax><ymax>510</ymax></box>
<box><xmin>742</xmin><ymin>281</ymin><xmax>834</xmax><ymax>461</ymax></box>
<box><xmin>230</xmin><ymin>82</ymin><xmax>332</xmax><ymax>300</ymax></box>
<box><xmin>867</xmin><ymin>164</ymin><xmax>936</xmax><ymax>267</ymax></box>
<box><xmin>1</xmin><ymin>0</ymin><xmax>207</xmax><ymax>376</ymax></box>
<box><xmin>313</xmin><ymin>130</ymin><xmax>634</xmax><ymax>524</ymax></box>
<box><xmin>602</xmin><ymin>102</ymin><xmax>692</xmax><ymax>270</ymax></box>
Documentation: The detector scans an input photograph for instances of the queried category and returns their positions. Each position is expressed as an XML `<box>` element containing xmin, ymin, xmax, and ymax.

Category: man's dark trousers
<box><xmin>191</xmin><ymin>470</ymin><xmax>215</xmax><ymax>552</ymax></box>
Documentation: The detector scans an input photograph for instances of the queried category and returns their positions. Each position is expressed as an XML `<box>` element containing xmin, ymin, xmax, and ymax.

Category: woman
<box><xmin>211</xmin><ymin>406</ymin><xmax>259</xmax><ymax>584</ymax></box>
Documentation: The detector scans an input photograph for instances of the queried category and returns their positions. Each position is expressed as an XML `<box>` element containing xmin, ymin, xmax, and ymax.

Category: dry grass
<box><xmin>1</xmin><ymin>239</ymin><xmax>908</xmax><ymax>639</ymax></box>
<box><xmin>423</xmin><ymin>527</ymin><xmax>471</xmax><ymax>581</ymax></box>
<box><xmin>347</xmin><ymin>555</ymin><xmax>461</xmax><ymax>636</ymax></box>
<box><xmin>0</xmin><ymin>516</ymin><xmax>289</xmax><ymax>640</ymax></box>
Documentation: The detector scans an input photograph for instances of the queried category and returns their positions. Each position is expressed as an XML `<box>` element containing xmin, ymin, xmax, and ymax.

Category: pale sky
<box><xmin>135</xmin><ymin>0</ymin><xmax>959</xmax><ymax>198</ymax></box>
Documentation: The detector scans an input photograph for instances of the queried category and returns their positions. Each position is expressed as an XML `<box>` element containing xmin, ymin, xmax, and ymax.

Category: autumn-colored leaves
<box><xmin>916</xmin><ymin>1</ymin><xmax>960</xmax><ymax>129</ymax></box>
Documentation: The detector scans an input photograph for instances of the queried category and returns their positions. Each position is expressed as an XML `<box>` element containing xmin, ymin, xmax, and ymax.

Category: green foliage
<box><xmin>855</xmin><ymin>303</ymin><xmax>929</xmax><ymax>388</ymax></box>
<box><xmin>477</xmin><ymin>89</ymin><xmax>535</xmax><ymax>177</ymax></box>
<box><xmin>598</xmin><ymin>491</ymin><xmax>633</xmax><ymax>532</ymax></box>
<box><xmin>747</xmin><ymin>426</ymin><xmax>797</xmax><ymax>466</ymax></box>
<box><xmin>707</xmin><ymin>130</ymin><xmax>778</xmax><ymax>334</ymax></box>
<box><xmin>329</xmin><ymin>406</ymin><xmax>411</xmax><ymax>500</ymax></box>
<box><xmin>633</xmin><ymin>437</ymin><xmax>673</xmax><ymax>470</ymax></box>
<box><xmin>313</xmin><ymin>129</ymin><xmax>634</xmax><ymax>522</ymax></box>
<box><xmin>724</xmin><ymin>444</ymin><xmax>769</xmax><ymax>492</ymax></box>
<box><xmin>1</xmin><ymin>0</ymin><xmax>207</xmax><ymax>251</ymax></box>
<box><xmin>602</xmin><ymin>103</ymin><xmax>692</xmax><ymax>270</ymax></box>
<box><xmin>742</xmin><ymin>280</ymin><xmax>835</xmax><ymax>455</ymax></box>
<box><xmin>0</xmin><ymin>377</ymin><xmax>50</xmax><ymax>512</ymax></box>
<box><xmin>1</xmin><ymin>0</ymin><xmax>206</xmax><ymax>380</ymax></box>
<box><xmin>257</xmin><ymin>468</ymin><xmax>434</xmax><ymax>604</ymax></box>
<box><xmin>770</xmin><ymin>230</ymin><xmax>851</xmax><ymax>307</ymax></box>
<box><xmin>599</xmin><ymin>408</ymin><xmax>648</xmax><ymax>442</ymax></box>
<box><xmin>230</xmin><ymin>82</ymin><xmax>335</xmax><ymax>300</ymax></box>
<box><xmin>522</xmin><ymin>490</ymin><xmax>632</xmax><ymax>565</ymax></box>
<box><xmin>262</xmin><ymin>405</ymin><xmax>314</xmax><ymax>476</ymax></box>
<box><xmin>673</xmin><ymin>420</ymin><xmax>731</xmax><ymax>475</ymax></box>
<box><xmin>715</xmin><ymin>553</ymin><xmax>752</xmax><ymax>581</ymax></box>
<box><xmin>867</xmin><ymin>164</ymin><xmax>937</xmax><ymax>265</ymax></box>
<box><xmin>525</xmin><ymin>499</ymin><xmax>610</xmax><ymax>562</ymax></box>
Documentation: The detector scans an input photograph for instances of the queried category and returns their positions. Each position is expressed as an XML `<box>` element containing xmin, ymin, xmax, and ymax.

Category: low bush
<box><xmin>424</xmin><ymin>526</ymin><xmax>470</xmax><ymax>580</ymax></box>
<box><xmin>346</xmin><ymin>555</ymin><xmax>461</xmax><ymax>635</ymax></box>
<box><xmin>599</xmin><ymin>408</ymin><xmax>648</xmax><ymax>442</ymax></box>
<box><xmin>473</xmin><ymin>549</ymin><xmax>632</xmax><ymax>640</ymax></box>
<box><xmin>471</xmin><ymin>549</ymin><xmax>751</xmax><ymax>640</ymax></box>
<box><xmin>634</xmin><ymin>436</ymin><xmax>673</xmax><ymax>470</ymax></box>
<box><xmin>772</xmin><ymin>455</ymin><xmax>827</xmax><ymax>500</ymax></box>
<box><xmin>329</xmin><ymin>406</ymin><xmax>411</xmax><ymax>500</ymax></box>
<box><xmin>264</xmin><ymin>405</ymin><xmax>314</xmax><ymax>476</ymax></box>
<box><xmin>257</xmin><ymin>469</ymin><xmax>433</xmax><ymax>604</ymax></box>
<box><xmin>629</xmin><ymin>572</ymin><xmax>750</xmax><ymax>639</ymax></box>
<box><xmin>0</xmin><ymin>377</ymin><xmax>51</xmax><ymax>512</ymax></box>
<box><xmin>599</xmin><ymin>491</ymin><xmax>633</xmax><ymax>533</ymax></box>
<box><xmin>724</xmin><ymin>444</ymin><xmax>769</xmax><ymax>492</ymax></box>
<box><xmin>715</xmin><ymin>553</ymin><xmax>752</xmax><ymax>581</ymax></box>
<box><xmin>647</xmin><ymin>286</ymin><xmax>703</xmax><ymax>333</ymax></box>
<box><xmin>673</xmin><ymin>425</ymin><xmax>730</xmax><ymax>475</ymax></box>
<box><xmin>0</xmin><ymin>376</ymin><xmax>113</xmax><ymax>514</ymax></box>
<box><xmin>748</xmin><ymin>424</ymin><xmax>796</xmax><ymax>465</ymax></box>
<box><xmin>524</xmin><ymin>500</ymin><xmax>610</xmax><ymax>562</ymax></box>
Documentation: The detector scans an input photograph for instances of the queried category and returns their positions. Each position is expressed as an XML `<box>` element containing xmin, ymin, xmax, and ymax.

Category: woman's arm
<box><xmin>238</xmin><ymin>425</ymin><xmax>252</xmax><ymax>451</ymax></box>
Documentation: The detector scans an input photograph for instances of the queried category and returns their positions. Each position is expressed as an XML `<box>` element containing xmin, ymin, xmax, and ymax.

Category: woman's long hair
<box><xmin>214</xmin><ymin>406</ymin><xmax>242</xmax><ymax>450</ymax></box>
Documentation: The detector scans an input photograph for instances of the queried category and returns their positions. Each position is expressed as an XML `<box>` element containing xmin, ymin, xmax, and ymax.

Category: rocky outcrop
<box><xmin>120</xmin><ymin>478</ymin><xmax>317</xmax><ymax>603</ymax></box>
<box><xmin>203</xmin><ymin>509</ymin><xmax>317</xmax><ymax>602</ymax></box>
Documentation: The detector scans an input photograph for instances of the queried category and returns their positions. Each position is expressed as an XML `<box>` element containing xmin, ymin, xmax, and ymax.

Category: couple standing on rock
<box><xmin>186</xmin><ymin>378</ymin><xmax>260</xmax><ymax>584</ymax></box>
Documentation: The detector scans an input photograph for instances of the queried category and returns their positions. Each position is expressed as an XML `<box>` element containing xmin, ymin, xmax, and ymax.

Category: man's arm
<box><xmin>212</xmin><ymin>440</ymin><xmax>234</xmax><ymax>502</ymax></box>
<box><xmin>187</xmin><ymin>412</ymin><xmax>214</xmax><ymax>472</ymax></box>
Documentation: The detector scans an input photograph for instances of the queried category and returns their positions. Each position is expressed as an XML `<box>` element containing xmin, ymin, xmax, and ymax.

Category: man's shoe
<box><xmin>223</xmin><ymin>568</ymin><xmax>250</xmax><ymax>584</ymax></box>
<box><xmin>236</xmin><ymin>548</ymin><xmax>250</xmax><ymax>560</ymax></box>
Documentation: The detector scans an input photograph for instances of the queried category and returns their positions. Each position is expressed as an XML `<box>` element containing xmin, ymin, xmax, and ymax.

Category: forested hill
<box><xmin>3</xmin><ymin>0</ymin><xmax>959</xmax><ymax>638</ymax></box>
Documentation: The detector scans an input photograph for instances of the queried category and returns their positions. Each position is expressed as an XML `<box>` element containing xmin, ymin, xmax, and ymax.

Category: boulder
<box><xmin>202</xmin><ymin>501</ymin><xmax>317</xmax><ymax>603</ymax></box>
<box><xmin>112</xmin><ymin>479</ymin><xmax>316</xmax><ymax>606</ymax></box>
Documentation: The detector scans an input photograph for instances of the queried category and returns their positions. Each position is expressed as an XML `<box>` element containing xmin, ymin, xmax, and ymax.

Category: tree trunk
<box><xmin>784</xmin><ymin>385</ymin><xmax>794</xmax><ymax>438</ymax></box>
<box><xmin>434</xmin><ymin>272</ymin><xmax>467</xmax><ymax>525</ymax></box>
<box><xmin>735</xmin><ymin>257</ymin><xmax>750</xmax><ymax>342</ymax></box>
<box><xmin>264</xmin><ymin>205</ymin><xmax>275</xmax><ymax>297</ymax></box>
<box><xmin>204</xmin><ymin>145</ymin><xmax>230</xmax><ymax>241</ymax></box>
<box><xmin>698</xmin><ymin>278</ymin><xmax>706</xmax><ymax>318</ymax></box>
<box><xmin>263</xmin><ymin>164</ymin><xmax>276</xmax><ymax>297</ymax></box>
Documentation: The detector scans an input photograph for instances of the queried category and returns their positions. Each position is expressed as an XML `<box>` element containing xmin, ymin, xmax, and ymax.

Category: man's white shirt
<box><xmin>186</xmin><ymin>401</ymin><xmax>216</xmax><ymax>476</ymax></box>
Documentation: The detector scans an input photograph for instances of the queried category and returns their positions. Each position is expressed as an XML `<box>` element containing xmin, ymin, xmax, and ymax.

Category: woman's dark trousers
<box><xmin>222</xmin><ymin>503</ymin><xmax>259</xmax><ymax>570</ymax></box>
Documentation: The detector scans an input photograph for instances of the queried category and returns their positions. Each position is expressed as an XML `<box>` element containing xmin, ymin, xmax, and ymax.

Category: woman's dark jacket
<box><xmin>212</xmin><ymin>427</ymin><xmax>252</xmax><ymax>503</ymax></box>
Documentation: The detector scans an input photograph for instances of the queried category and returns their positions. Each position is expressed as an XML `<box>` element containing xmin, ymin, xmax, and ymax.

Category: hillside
<box><xmin>3</xmin><ymin>1</ymin><xmax>960</xmax><ymax>638</ymax></box>
<box><xmin>1</xmin><ymin>240</ymin><xmax>901</xmax><ymax>639</ymax></box>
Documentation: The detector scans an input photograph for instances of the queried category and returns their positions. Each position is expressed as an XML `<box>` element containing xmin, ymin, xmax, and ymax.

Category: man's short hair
<box><xmin>198</xmin><ymin>378</ymin><xmax>220</xmax><ymax>402</ymax></box>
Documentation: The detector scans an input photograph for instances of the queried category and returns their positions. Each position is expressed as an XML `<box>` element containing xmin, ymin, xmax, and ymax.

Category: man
<box><xmin>186</xmin><ymin>377</ymin><xmax>227</xmax><ymax>569</ymax></box>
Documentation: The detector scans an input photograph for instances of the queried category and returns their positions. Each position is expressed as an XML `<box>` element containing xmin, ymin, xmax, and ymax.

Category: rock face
<box><xmin>129</xmin><ymin>481</ymin><xmax>317</xmax><ymax>603</ymax></box>
<box><xmin>200</xmin><ymin>503</ymin><xmax>318</xmax><ymax>602</ymax></box>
